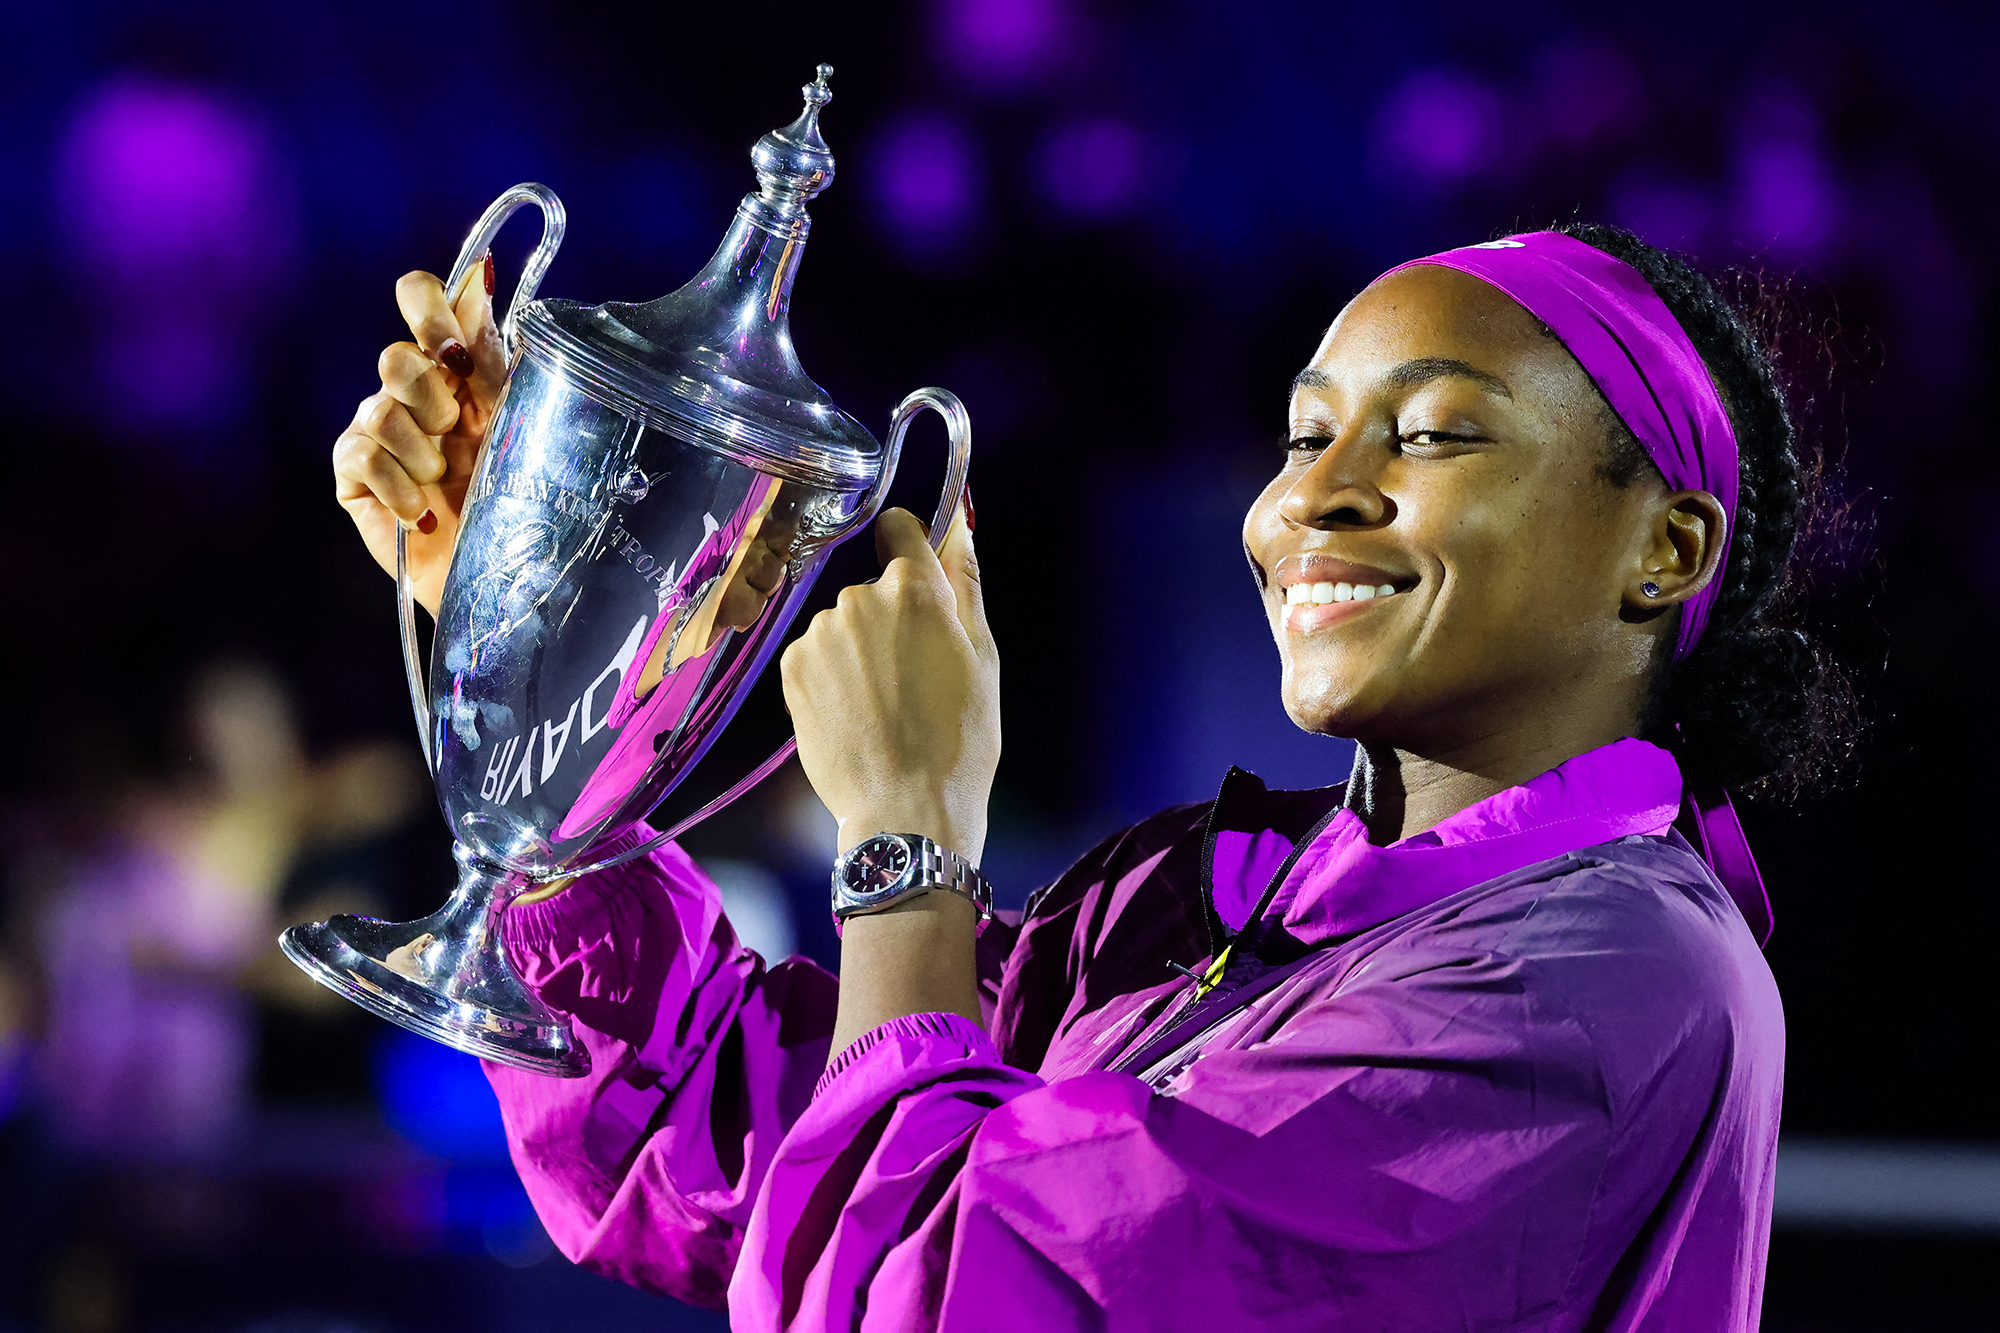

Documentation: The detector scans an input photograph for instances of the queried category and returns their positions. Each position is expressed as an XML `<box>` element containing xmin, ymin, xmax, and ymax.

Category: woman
<box><xmin>332</xmin><ymin>224</ymin><xmax>1843</xmax><ymax>1330</ymax></box>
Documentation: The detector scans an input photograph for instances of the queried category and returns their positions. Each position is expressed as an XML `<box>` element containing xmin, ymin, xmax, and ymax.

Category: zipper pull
<box><xmin>1165</xmin><ymin>944</ymin><xmax>1234</xmax><ymax>999</ymax></box>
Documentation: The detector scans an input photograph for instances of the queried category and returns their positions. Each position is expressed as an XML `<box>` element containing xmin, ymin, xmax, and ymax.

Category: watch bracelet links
<box><xmin>833</xmin><ymin>835</ymin><xmax>994</xmax><ymax>930</ymax></box>
<box><xmin>914</xmin><ymin>839</ymin><xmax>993</xmax><ymax>922</ymax></box>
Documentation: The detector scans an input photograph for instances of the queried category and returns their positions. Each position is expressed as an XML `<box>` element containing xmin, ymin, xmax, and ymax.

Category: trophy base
<box><xmin>279</xmin><ymin>854</ymin><xmax>590</xmax><ymax>1079</ymax></box>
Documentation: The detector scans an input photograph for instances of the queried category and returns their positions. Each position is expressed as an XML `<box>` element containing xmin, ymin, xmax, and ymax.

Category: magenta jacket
<box><xmin>487</xmin><ymin>738</ymin><xmax>1783</xmax><ymax>1330</ymax></box>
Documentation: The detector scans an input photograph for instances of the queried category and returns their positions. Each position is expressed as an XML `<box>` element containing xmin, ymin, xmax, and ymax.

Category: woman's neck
<box><xmin>1344</xmin><ymin>728</ymin><xmax>1634</xmax><ymax>846</ymax></box>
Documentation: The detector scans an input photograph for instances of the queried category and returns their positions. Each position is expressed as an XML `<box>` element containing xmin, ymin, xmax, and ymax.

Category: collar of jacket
<box><xmin>1201</xmin><ymin>737</ymin><xmax>1687</xmax><ymax>958</ymax></box>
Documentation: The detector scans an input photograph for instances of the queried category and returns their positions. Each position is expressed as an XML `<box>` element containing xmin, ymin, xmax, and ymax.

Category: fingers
<box><xmin>377</xmin><ymin>342</ymin><xmax>460</xmax><ymax>435</ymax></box>
<box><xmin>453</xmin><ymin>252</ymin><xmax>509</xmax><ymax>400</ymax></box>
<box><xmin>333</xmin><ymin>429</ymin><xmax>429</xmax><ymax>525</ymax></box>
<box><xmin>355</xmin><ymin>390</ymin><xmax>446</xmax><ymax>486</ymax></box>
<box><xmin>396</xmin><ymin>270</ymin><xmax>473</xmax><ymax>376</ymax></box>
<box><xmin>332</xmin><ymin>385</ymin><xmax>447</xmax><ymax>527</ymax></box>
<box><xmin>935</xmin><ymin>501</ymin><xmax>994</xmax><ymax>655</ymax></box>
<box><xmin>872</xmin><ymin>507</ymin><xmax>945</xmax><ymax>574</ymax></box>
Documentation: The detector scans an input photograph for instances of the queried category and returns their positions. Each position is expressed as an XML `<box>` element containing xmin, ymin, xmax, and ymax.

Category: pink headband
<box><xmin>1382</xmin><ymin>231</ymin><xmax>1740</xmax><ymax>662</ymax></box>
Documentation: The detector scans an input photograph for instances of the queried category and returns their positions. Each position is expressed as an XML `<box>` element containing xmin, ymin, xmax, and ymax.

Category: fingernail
<box><xmin>961</xmin><ymin>485</ymin><xmax>976</xmax><ymax>533</ymax></box>
<box><xmin>417</xmin><ymin>509</ymin><xmax>439</xmax><ymax>535</ymax></box>
<box><xmin>438</xmin><ymin>339</ymin><xmax>474</xmax><ymax>377</ymax></box>
<box><xmin>483</xmin><ymin>251</ymin><xmax>495</xmax><ymax>297</ymax></box>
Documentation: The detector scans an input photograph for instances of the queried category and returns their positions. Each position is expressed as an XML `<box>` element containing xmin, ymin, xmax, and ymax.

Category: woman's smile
<box><xmin>1274</xmin><ymin>554</ymin><xmax>1413</xmax><ymax>633</ymax></box>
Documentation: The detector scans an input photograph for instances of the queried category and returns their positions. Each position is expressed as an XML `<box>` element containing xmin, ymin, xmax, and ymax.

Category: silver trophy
<box><xmin>281</xmin><ymin>66</ymin><xmax>971</xmax><ymax>1077</ymax></box>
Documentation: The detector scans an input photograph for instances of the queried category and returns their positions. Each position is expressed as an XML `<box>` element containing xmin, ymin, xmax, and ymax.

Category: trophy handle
<box><xmin>442</xmin><ymin>181</ymin><xmax>567</xmax><ymax>358</ymax></box>
<box><xmin>397</xmin><ymin>184</ymin><xmax>568</xmax><ymax>772</ymax></box>
<box><xmin>851</xmin><ymin>386</ymin><xmax>974</xmax><ymax>550</ymax></box>
<box><xmin>554</xmin><ymin>387</ymin><xmax>974</xmax><ymax>880</ymax></box>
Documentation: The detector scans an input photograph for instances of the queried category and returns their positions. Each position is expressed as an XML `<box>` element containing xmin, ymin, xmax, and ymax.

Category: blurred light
<box><xmin>704</xmin><ymin>857</ymin><xmax>799</xmax><ymax>962</ymax></box>
<box><xmin>939</xmin><ymin>338</ymin><xmax>1052</xmax><ymax>442</ymax></box>
<box><xmin>457</xmin><ymin>1168</ymin><xmax>555</xmax><ymax>1267</ymax></box>
<box><xmin>372</xmin><ymin>1027</ymin><xmax>510</xmax><ymax>1163</ymax></box>
<box><xmin>934</xmin><ymin>0</ymin><xmax>1073</xmax><ymax>90</ymax></box>
<box><xmin>617</xmin><ymin>149</ymin><xmax>708</xmax><ymax>265</ymax></box>
<box><xmin>56</xmin><ymin>77</ymin><xmax>289</xmax><ymax>280</ymax></box>
<box><xmin>1608</xmin><ymin>170</ymin><xmax>1718</xmax><ymax>253</ymax></box>
<box><xmin>1731</xmin><ymin>96</ymin><xmax>1836</xmax><ymax>264</ymax></box>
<box><xmin>1775</xmin><ymin>1138</ymin><xmax>2000</xmax><ymax>1233</ymax></box>
<box><xmin>1371</xmin><ymin>69</ymin><xmax>1508</xmax><ymax>187</ymax></box>
<box><xmin>237</xmin><ymin>1316</ymin><xmax>385</xmax><ymax>1333</ymax></box>
<box><xmin>870</xmin><ymin>113</ymin><xmax>981</xmax><ymax>261</ymax></box>
<box><xmin>484</xmin><ymin>1203</ymin><xmax>557</xmax><ymax>1268</ymax></box>
<box><xmin>52</xmin><ymin>74</ymin><xmax>297</xmax><ymax>443</ymax></box>
<box><xmin>772</xmin><ymin>764</ymin><xmax>838</xmax><ymax>869</ymax></box>
<box><xmin>1532</xmin><ymin>37</ymin><xmax>1642</xmax><ymax>148</ymax></box>
<box><xmin>1038</xmin><ymin>117</ymin><xmax>1149</xmax><ymax>219</ymax></box>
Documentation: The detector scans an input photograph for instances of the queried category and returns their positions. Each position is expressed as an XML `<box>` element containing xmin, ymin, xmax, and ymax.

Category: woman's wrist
<box><xmin>828</xmin><ymin>888</ymin><xmax>983</xmax><ymax>1055</ymax></box>
<box><xmin>835</xmin><ymin>802</ymin><xmax>987</xmax><ymax>865</ymax></box>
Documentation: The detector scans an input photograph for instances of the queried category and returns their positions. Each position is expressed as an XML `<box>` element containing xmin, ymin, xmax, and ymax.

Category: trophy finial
<box><xmin>751</xmin><ymin>64</ymin><xmax>838</xmax><ymax>220</ymax></box>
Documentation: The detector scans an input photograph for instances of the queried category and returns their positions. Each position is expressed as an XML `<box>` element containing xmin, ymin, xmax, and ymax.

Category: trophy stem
<box><xmin>279</xmin><ymin>845</ymin><xmax>590</xmax><ymax>1078</ymax></box>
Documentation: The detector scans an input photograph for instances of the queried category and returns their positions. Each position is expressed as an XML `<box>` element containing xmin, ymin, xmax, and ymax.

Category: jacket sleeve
<box><xmin>726</xmin><ymin>950</ymin><xmax>1638</xmax><ymax>1333</ymax></box>
<box><xmin>482</xmin><ymin>827</ymin><xmax>840</xmax><ymax>1308</ymax></box>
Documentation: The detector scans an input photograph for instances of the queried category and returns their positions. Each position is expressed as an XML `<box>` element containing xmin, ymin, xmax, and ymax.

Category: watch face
<box><xmin>845</xmin><ymin>835</ymin><xmax>910</xmax><ymax>894</ymax></box>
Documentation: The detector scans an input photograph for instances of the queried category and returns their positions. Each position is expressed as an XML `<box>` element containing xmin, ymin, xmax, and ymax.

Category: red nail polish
<box><xmin>483</xmin><ymin>251</ymin><xmax>495</xmax><ymax>297</ymax></box>
<box><xmin>438</xmin><ymin>339</ymin><xmax>474</xmax><ymax>377</ymax></box>
<box><xmin>417</xmin><ymin>509</ymin><xmax>438</xmax><ymax>535</ymax></box>
<box><xmin>961</xmin><ymin>485</ymin><xmax>976</xmax><ymax>533</ymax></box>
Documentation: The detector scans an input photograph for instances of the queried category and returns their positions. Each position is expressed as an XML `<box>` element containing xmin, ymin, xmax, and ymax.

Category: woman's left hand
<box><xmin>780</xmin><ymin>505</ymin><xmax>999</xmax><ymax>865</ymax></box>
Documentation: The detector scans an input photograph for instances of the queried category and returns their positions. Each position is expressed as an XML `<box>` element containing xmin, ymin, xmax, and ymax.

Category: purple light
<box><xmin>1734</xmin><ymin>137</ymin><xmax>1835</xmax><ymax>261</ymax></box>
<box><xmin>1532</xmin><ymin>38</ymin><xmax>1643</xmax><ymax>148</ymax></box>
<box><xmin>1038</xmin><ymin>118</ymin><xmax>1148</xmax><ymax>219</ymax></box>
<box><xmin>53</xmin><ymin>75</ymin><xmax>297</xmax><ymax>441</ymax></box>
<box><xmin>934</xmin><ymin>0</ymin><xmax>1073</xmax><ymax>89</ymax></box>
<box><xmin>1724</xmin><ymin>88</ymin><xmax>1836</xmax><ymax>263</ymax></box>
<box><xmin>1372</xmin><ymin>69</ymin><xmax>1507</xmax><ymax>186</ymax></box>
<box><xmin>1608</xmin><ymin>170</ymin><xmax>1718</xmax><ymax>252</ymax></box>
<box><xmin>57</xmin><ymin>75</ymin><xmax>292</xmax><ymax>282</ymax></box>
<box><xmin>1730</xmin><ymin>105</ymin><xmax>1835</xmax><ymax>266</ymax></box>
<box><xmin>871</xmin><ymin>114</ymin><xmax>981</xmax><ymax>260</ymax></box>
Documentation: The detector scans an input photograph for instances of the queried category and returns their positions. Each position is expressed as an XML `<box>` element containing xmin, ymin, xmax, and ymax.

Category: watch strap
<box><xmin>832</xmin><ymin>833</ymin><xmax>993</xmax><ymax>934</ymax></box>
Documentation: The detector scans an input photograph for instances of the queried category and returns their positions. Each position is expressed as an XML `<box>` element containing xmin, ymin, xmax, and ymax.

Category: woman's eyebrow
<box><xmin>1289</xmin><ymin>358</ymin><xmax>1515</xmax><ymax>400</ymax></box>
<box><xmin>1383</xmin><ymin>357</ymin><xmax>1514</xmax><ymax>399</ymax></box>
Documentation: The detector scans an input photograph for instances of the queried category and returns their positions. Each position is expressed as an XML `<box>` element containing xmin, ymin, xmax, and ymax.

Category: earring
<box><xmin>1641</xmin><ymin>581</ymin><xmax>1661</xmax><ymax>598</ymax></box>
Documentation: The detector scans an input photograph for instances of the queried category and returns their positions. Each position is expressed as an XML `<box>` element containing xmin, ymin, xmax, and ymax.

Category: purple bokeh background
<box><xmin>1</xmin><ymin>0</ymin><xmax>1995</xmax><ymax>1326</ymax></box>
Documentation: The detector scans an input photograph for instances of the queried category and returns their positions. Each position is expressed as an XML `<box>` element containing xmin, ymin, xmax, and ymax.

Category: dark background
<box><xmin>0</xmin><ymin>0</ymin><xmax>1993</xmax><ymax>1329</ymax></box>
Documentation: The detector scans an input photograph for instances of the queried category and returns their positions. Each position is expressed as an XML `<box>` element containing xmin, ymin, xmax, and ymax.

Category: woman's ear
<box><xmin>1624</xmin><ymin>490</ymin><xmax>1727</xmax><ymax>611</ymax></box>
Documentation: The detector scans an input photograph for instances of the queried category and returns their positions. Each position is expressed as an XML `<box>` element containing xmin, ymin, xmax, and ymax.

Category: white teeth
<box><xmin>1283</xmin><ymin>578</ymin><xmax>1405</xmax><ymax>619</ymax></box>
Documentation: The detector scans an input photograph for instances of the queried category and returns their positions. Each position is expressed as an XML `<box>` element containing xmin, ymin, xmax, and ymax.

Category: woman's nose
<box><xmin>1278</xmin><ymin>436</ymin><xmax>1389</xmax><ymax>530</ymax></box>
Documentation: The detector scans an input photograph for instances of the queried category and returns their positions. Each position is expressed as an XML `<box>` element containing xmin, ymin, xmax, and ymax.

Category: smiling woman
<box><xmin>334</xmin><ymin>222</ymin><xmax>1843</xmax><ymax>1329</ymax></box>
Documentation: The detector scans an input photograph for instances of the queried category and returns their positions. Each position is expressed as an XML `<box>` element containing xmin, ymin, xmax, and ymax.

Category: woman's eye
<box><xmin>1285</xmin><ymin>436</ymin><xmax>1330</xmax><ymax>459</ymax></box>
<box><xmin>1398</xmin><ymin>430</ymin><xmax>1473</xmax><ymax>452</ymax></box>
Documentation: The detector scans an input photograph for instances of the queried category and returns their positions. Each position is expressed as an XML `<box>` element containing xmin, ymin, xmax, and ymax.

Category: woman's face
<box><xmin>1243</xmin><ymin>265</ymin><xmax>1675</xmax><ymax>753</ymax></box>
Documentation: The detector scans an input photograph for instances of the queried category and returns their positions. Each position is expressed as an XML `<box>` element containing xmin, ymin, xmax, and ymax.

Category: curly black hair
<box><xmin>1551</xmin><ymin>221</ymin><xmax>1858</xmax><ymax>802</ymax></box>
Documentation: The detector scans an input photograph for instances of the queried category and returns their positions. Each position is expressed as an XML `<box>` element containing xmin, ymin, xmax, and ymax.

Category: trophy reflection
<box><xmin>281</xmin><ymin>66</ymin><xmax>972</xmax><ymax>1077</ymax></box>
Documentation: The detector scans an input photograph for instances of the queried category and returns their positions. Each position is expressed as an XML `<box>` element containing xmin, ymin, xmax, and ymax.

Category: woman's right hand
<box><xmin>332</xmin><ymin>256</ymin><xmax>508</xmax><ymax>616</ymax></box>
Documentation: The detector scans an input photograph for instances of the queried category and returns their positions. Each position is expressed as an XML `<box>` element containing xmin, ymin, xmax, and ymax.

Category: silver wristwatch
<box><xmin>831</xmin><ymin>833</ymin><xmax>994</xmax><ymax>935</ymax></box>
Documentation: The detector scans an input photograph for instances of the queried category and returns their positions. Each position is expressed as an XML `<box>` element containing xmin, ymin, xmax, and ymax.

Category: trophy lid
<box><xmin>515</xmin><ymin>65</ymin><xmax>881</xmax><ymax>491</ymax></box>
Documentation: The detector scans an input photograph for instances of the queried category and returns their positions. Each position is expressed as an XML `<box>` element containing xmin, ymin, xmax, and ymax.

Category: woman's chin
<box><xmin>1280</xmin><ymin>688</ymin><xmax>1368</xmax><ymax>744</ymax></box>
